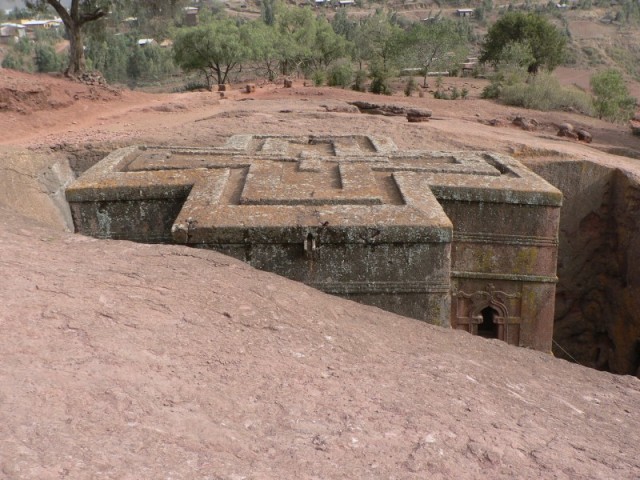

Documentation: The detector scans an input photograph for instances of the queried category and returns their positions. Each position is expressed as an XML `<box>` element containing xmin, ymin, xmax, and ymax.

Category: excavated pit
<box><xmin>3</xmin><ymin>144</ymin><xmax>639</xmax><ymax>376</ymax></box>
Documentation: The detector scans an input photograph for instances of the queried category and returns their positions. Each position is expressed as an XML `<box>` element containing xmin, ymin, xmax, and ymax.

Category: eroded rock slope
<box><xmin>1</xmin><ymin>205</ymin><xmax>639</xmax><ymax>479</ymax></box>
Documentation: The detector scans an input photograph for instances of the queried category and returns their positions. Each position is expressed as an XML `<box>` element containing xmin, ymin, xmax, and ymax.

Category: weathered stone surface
<box><xmin>577</xmin><ymin>129</ymin><xmax>593</xmax><ymax>143</ymax></box>
<box><xmin>2</xmin><ymin>205</ymin><xmax>639</xmax><ymax>479</ymax></box>
<box><xmin>348</xmin><ymin>101</ymin><xmax>432</xmax><ymax>119</ymax></box>
<box><xmin>67</xmin><ymin>135</ymin><xmax>562</xmax><ymax>350</ymax></box>
<box><xmin>406</xmin><ymin>108</ymin><xmax>431</xmax><ymax>122</ymax></box>
<box><xmin>513</xmin><ymin>115</ymin><xmax>537</xmax><ymax>131</ymax></box>
<box><xmin>0</xmin><ymin>147</ymin><xmax>74</xmax><ymax>231</ymax></box>
<box><xmin>320</xmin><ymin>103</ymin><xmax>360</xmax><ymax>113</ymax></box>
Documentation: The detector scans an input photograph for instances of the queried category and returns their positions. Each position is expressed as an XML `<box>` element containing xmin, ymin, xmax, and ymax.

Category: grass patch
<box><xmin>499</xmin><ymin>73</ymin><xmax>595</xmax><ymax>115</ymax></box>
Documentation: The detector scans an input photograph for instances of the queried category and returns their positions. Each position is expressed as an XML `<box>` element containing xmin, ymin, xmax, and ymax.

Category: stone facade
<box><xmin>66</xmin><ymin>135</ymin><xmax>562</xmax><ymax>351</ymax></box>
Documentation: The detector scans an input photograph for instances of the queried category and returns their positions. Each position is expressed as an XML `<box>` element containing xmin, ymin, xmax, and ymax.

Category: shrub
<box><xmin>180</xmin><ymin>80</ymin><xmax>211</xmax><ymax>92</ymax></box>
<box><xmin>35</xmin><ymin>44</ymin><xmax>65</xmax><ymax>73</ymax></box>
<box><xmin>1</xmin><ymin>51</ymin><xmax>33</xmax><ymax>72</ymax></box>
<box><xmin>451</xmin><ymin>86</ymin><xmax>460</xmax><ymax>99</ymax></box>
<box><xmin>590</xmin><ymin>69</ymin><xmax>637</xmax><ymax>122</ymax></box>
<box><xmin>404</xmin><ymin>76</ymin><xmax>418</xmax><ymax>96</ymax></box>
<box><xmin>352</xmin><ymin>69</ymin><xmax>367</xmax><ymax>92</ymax></box>
<box><xmin>311</xmin><ymin>70</ymin><xmax>325</xmax><ymax>86</ymax></box>
<box><xmin>481</xmin><ymin>82</ymin><xmax>501</xmax><ymax>99</ymax></box>
<box><xmin>461</xmin><ymin>87</ymin><xmax>469</xmax><ymax>99</ymax></box>
<box><xmin>327</xmin><ymin>61</ymin><xmax>353</xmax><ymax>88</ymax></box>
<box><xmin>433</xmin><ymin>90</ymin><xmax>449</xmax><ymax>99</ymax></box>
<box><xmin>499</xmin><ymin>73</ymin><xmax>595</xmax><ymax>114</ymax></box>
<box><xmin>370</xmin><ymin>75</ymin><xmax>392</xmax><ymax>95</ymax></box>
<box><xmin>369</xmin><ymin>66</ymin><xmax>392</xmax><ymax>95</ymax></box>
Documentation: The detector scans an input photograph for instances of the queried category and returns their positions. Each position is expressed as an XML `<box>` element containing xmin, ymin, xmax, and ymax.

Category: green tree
<box><xmin>243</xmin><ymin>20</ymin><xmax>283</xmax><ymax>81</ymax></box>
<box><xmin>261</xmin><ymin>0</ymin><xmax>277</xmax><ymax>26</ymax></box>
<box><xmin>481</xmin><ymin>41</ymin><xmax>534</xmax><ymax>98</ymax></box>
<box><xmin>354</xmin><ymin>13</ymin><xmax>402</xmax><ymax>72</ymax></box>
<box><xmin>401</xmin><ymin>19</ymin><xmax>469</xmax><ymax>87</ymax></box>
<box><xmin>275</xmin><ymin>5</ymin><xmax>317</xmax><ymax>76</ymax></box>
<box><xmin>312</xmin><ymin>16</ymin><xmax>349</xmax><ymax>70</ymax></box>
<box><xmin>173</xmin><ymin>19</ymin><xmax>249</xmax><ymax>88</ymax></box>
<box><xmin>26</xmin><ymin>0</ymin><xmax>113</xmax><ymax>76</ymax></box>
<box><xmin>130</xmin><ymin>0</ymin><xmax>189</xmax><ymax>39</ymax></box>
<box><xmin>331</xmin><ymin>9</ymin><xmax>357</xmax><ymax>42</ymax></box>
<box><xmin>590</xmin><ymin>69</ymin><xmax>637</xmax><ymax>122</ymax></box>
<box><xmin>86</xmin><ymin>35</ymin><xmax>130</xmax><ymax>83</ymax></box>
<box><xmin>480</xmin><ymin>12</ymin><xmax>566</xmax><ymax>74</ymax></box>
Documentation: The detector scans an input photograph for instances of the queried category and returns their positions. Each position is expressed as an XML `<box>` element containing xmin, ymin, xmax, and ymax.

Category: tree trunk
<box><xmin>43</xmin><ymin>0</ymin><xmax>107</xmax><ymax>77</ymax></box>
<box><xmin>66</xmin><ymin>23</ymin><xmax>85</xmax><ymax>76</ymax></box>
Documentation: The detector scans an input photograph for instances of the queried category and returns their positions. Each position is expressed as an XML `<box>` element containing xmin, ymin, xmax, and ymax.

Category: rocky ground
<box><xmin>1</xmin><ymin>70</ymin><xmax>640</xmax><ymax>478</ymax></box>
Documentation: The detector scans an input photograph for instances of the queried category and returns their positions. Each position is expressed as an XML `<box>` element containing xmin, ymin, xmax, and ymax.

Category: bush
<box><xmin>451</xmin><ymin>86</ymin><xmax>460</xmax><ymax>99</ymax></box>
<box><xmin>481</xmin><ymin>82</ymin><xmax>501</xmax><ymax>99</ymax></box>
<box><xmin>311</xmin><ymin>70</ymin><xmax>325</xmax><ymax>86</ymax></box>
<box><xmin>433</xmin><ymin>90</ymin><xmax>449</xmax><ymax>99</ymax></box>
<box><xmin>369</xmin><ymin>66</ymin><xmax>392</xmax><ymax>95</ymax></box>
<box><xmin>352</xmin><ymin>69</ymin><xmax>367</xmax><ymax>92</ymax></box>
<box><xmin>404</xmin><ymin>76</ymin><xmax>418</xmax><ymax>96</ymax></box>
<box><xmin>180</xmin><ymin>80</ymin><xmax>211</xmax><ymax>92</ymax></box>
<box><xmin>590</xmin><ymin>69</ymin><xmax>637</xmax><ymax>122</ymax></box>
<box><xmin>370</xmin><ymin>76</ymin><xmax>392</xmax><ymax>95</ymax></box>
<box><xmin>499</xmin><ymin>73</ymin><xmax>595</xmax><ymax>114</ymax></box>
<box><xmin>35</xmin><ymin>44</ymin><xmax>65</xmax><ymax>73</ymax></box>
<box><xmin>1</xmin><ymin>51</ymin><xmax>33</xmax><ymax>72</ymax></box>
<box><xmin>327</xmin><ymin>61</ymin><xmax>353</xmax><ymax>88</ymax></box>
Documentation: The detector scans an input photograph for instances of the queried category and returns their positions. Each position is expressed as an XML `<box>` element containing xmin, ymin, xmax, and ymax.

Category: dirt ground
<box><xmin>1</xmin><ymin>70</ymin><xmax>640</xmax><ymax>479</ymax></box>
<box><xmin>1</xmin><ymin>69</ymin><xmax>639</xmax><ymax>163</ymax></box>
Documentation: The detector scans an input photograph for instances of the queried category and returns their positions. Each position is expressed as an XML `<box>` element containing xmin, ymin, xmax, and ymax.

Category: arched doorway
<box><xmin>477</xmin><ymin>306</ymin><xmax>500</xmax><ymax>339</ymax></box>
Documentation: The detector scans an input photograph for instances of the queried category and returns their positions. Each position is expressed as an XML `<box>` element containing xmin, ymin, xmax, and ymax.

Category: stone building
<box><xmin>66</xmin><ymin>135</ymin><xmax>562</xmax><ymax>351</ymax></box>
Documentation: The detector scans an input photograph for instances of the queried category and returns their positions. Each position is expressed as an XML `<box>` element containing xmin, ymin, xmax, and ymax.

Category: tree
<box><xmin>129</xmin><ymin>0</ymin><xmax>189</xmax><ymax>39</ymax></box>
<box><xmin>261</xmin><ymin>0</ymin><xmax>277</xmax><ymax>26</ymax></box>
<box><xmin>401</xmin><ymin>19</ymin><xmax>469</xmax><ymax>87</ymax></box>
<box><xmin>243</xmin><ymin>20</ymin><xmax>283</xmax><ymax>81</ymax></box>
<box><xmin>27</xmin><ymin>0</ymin><xmax>113</xmax><ymax>76</ymax></box>
<box><xmin>275</xmin><ymin>5</ymin><xmax>317</xmax><ymax>76</ymax></box>
<box><xmin>480</xmin><ymin>12</ymin><xmax>566</xmax><ymax>74</ymax></box>
<box><xmin>590</xmin><ymin>69</ymin><xmax>637</xmax><ymax>122</ymax></box>
<box><xmin>86</xmin><ymin>35</ymin><xmax>130</xmax><ymax>83</ymax></box>
<box><xmin>354</xmin><ymin>13</ymin><xmax>402</xmax><ymax>72</ymax></box>
<box><xmin>312</xmin><ymin>16</ymin><xmax>349</xmax><ymax>70</ymax></box>
<box><xmin>173</xmin><ymin>19</ymin><xmax>249</xmax><ymax>88</ymax></box>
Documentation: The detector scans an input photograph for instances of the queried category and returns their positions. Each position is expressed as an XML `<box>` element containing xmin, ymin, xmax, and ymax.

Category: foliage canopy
<box><xmin>590</xmin><ymin>69</ymin><xmax>637</xmax><ymax>122</ymax></box>
<box><xmin>480</xmin><ymin>12</ymin><xmax>566</xmax><ymax>74</ymax></box>
<box><xmin>401</xmin><ymin>19</ymin><xmax>469</xmax><ymax>86</ymax></box>
<box><xmin>173</xmin><ymin>18</ymin><xmax>250</xmax><ymax>88</ymax></box>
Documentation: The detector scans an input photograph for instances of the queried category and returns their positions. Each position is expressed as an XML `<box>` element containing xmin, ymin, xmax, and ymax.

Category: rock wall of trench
<box><xmin>0</xmin><ymin>148</ymin><xmax>75</xmax><ymax>231</ymax></box>
<box><xmin>527</xmin><ymin>159</ymin><xmax>640</xmax><ymax>377</ymax></box>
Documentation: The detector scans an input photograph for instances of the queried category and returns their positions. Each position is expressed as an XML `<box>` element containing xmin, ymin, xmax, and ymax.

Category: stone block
<box><xmin>66</xmin><ymin>135</ymin><xmax>562</xmax><ymax>350</ymax></box>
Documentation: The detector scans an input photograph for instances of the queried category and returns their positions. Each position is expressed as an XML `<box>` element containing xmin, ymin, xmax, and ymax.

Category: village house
<box><xmin>0</xmin><ymin>23</ymin><xmax>25</xmax><ymax>44</ymax></box>
<box><xmin>456</xmin><ymin>8</ymin><xmax>474</xmax><ymax>17</ymax></box>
